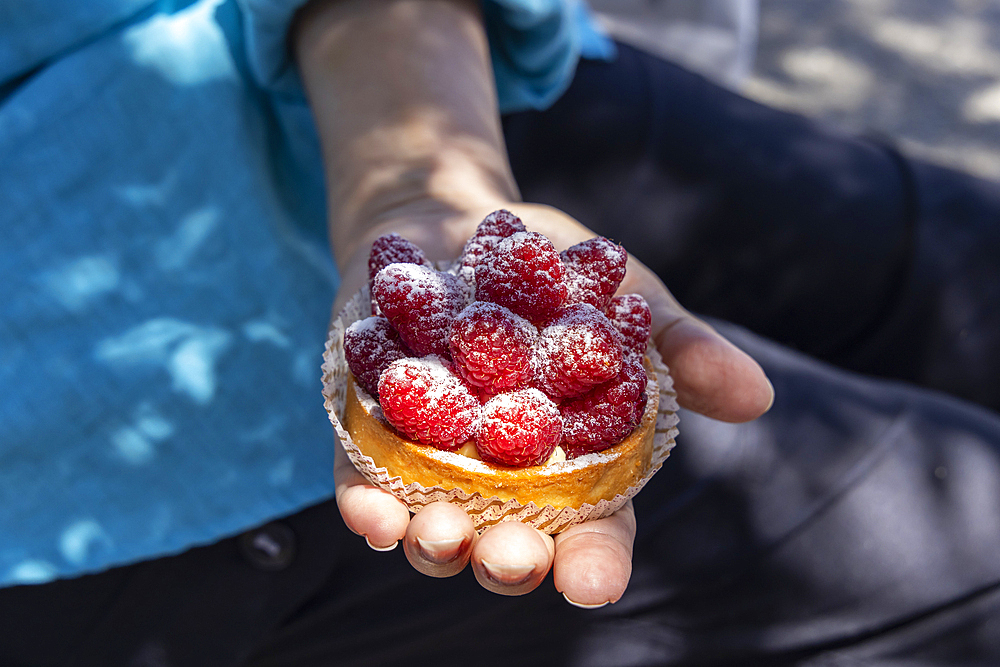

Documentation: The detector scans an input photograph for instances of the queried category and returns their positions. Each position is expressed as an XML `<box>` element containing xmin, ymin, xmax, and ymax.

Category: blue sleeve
<box><xmin>236</xmin><ymin>0</ymin><xmax>615</xmax><ymax>110</ymax></box>
<box><xmin>235</xmin><ymin>0</ymin><xmax>309</xmax><ymax>96</ymax></box>
<box><xmin>483</xmin><ymin>0</ymin><xmax>615</xmax><ymax>113</ymax></box>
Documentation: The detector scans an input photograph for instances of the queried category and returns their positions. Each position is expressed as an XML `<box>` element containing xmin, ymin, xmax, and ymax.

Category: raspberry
<box><xmin>476</xmin><ymin>389</ymin><xmax>562</xmax><ymax>467</ymax></box>
<box><xmin>458</xmin><ymin>209</ymin><xmax>526</xmax><ymax>281</ymax></box>
<box><xmin>372</xmin><ymin>263</ymin><xmax>469</xmax><ymax>358</ymax></box>
<box><xmin>560</xmin><ymin>355</ymin><xmax>648</xmax><ymax>456</ymax></box>
<box><xmin>561</xmin><ymin>237</ymin><xmax>627</xmax><ymax>310</ymax></box>
<box><xmin>378</xmin><ymin>356</ymin><xmax>481</xmax><ymax>450</ymax></box>
<box><xmin>344</xmin><ymin>316</ymin><xmax>412</xmax><ymax>398</ymax></box>
<box><xmin>475</xmin><ymin>231</ymin><xmax>567</xmax><ymax>323</ymax></box>
<box><xmin>605</xmin><ymin>294</ymin><xmax>652</xmax><ymax>358</ymax></box>
<box><xmin>535</xmin><ymin>303</ymin><xmax>623</xmax><ymax>399</ymax></box>
<box><xmin>449</xmin><ymin>302</ymin><xmax>537</xmax><ymax>398</ymax></box>
<box><xmin>368</xmin><ymin>234</ymin><xmax>432</xmax><ymax>315</ymax></box>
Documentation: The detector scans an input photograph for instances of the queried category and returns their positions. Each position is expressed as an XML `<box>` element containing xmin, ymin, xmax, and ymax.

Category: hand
<box><xmin>295</xmin><ymin>0</ymin><xmax>771</xmax><ymax>606</ymax></box>
<box><xmin>331</xmin><ymin>203</ymin><xmax>774</xmax><ymax>606</ymax></box>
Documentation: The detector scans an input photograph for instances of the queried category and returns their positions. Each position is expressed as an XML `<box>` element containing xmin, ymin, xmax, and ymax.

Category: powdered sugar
<box><xmin>561</xmin><ymin>355</ymin><xmax>648</xmax><ymax>455</ymax></box>
<box><xmin>355</xmin><ymin>378</ymin><xmax>621</xmax><ymax>472</ymax></box>
<box><xmin>368</xmin><ymin>233</ymin><xmax>432</xmax><ymax>314</ymax></box>
<box><xmin>477</xmin><ymin>388</ymin><xmax>561</xmax><ymax>467</ymax></box>
<box><xmin>449</xmin><ymin>302</ymin><xmax>537</xmax><ymax>396</ymax></box>
<box><xmin>605</xmin><ymin>294</ymin><xmax>652</xmax><ymax>358</ymax></box>
<box><xmin>561</xmin><ymin>237</ymin><xmax>627</xmax><ymax>310</ymax></box>
<box><xmin>372</xmin><ymin>263</ymin><xmax>469</xmax><ymax>357</ymax></box>
<box><xmin>346</xmin><ymin>214</ymin><xmax>659</xmax><ymax>467</ymax></box>
<box><xmin>459</xmin><ymin>210</ymin><xmax>526</xmax><ymax>268</ymax></box>
<box><xmin>474</xmin><ymin>231</ymin><xmax>567</xmax><ymax>323</ymax></box>
<box><xmin>382</xmin><ymin>356</ymin><xmax>469</xmax><ymax>408</ymax></box>
<box><xmin>344</xmin><ymin>316</ymin><xmax>412</xmax><ymax>397</ymax></box>
<box><xmin>322</xmin><ymin>282</ymin><xmax>680</xmax><ymax>533</ymax></box>
<box><xmin>535</xmin><ymin>303</ymin><xmax>623</xmax><ymax>399</ymax></box>
<box><xmin>378</xmin><ymin>355</ymin><xmax>481</xmax><ymax>449</ymax></box>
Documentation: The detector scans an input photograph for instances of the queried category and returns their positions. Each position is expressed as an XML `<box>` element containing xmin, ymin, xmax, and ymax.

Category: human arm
<box><xmin>293</xmin><ymin>0</ymin><xmax>773</xmax><ymax>604</ymax></box>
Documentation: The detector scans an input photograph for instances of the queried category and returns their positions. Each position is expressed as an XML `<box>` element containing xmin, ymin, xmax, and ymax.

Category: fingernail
<box><xmin>562</xmin><ymin>592</ymin><xmax>610</xmax><ymax>609</ymax></box>
<box><xmin>763</xmin><ymin>376</ymin><xmax>775</xmax><ymax>413</ymax></box>
<box><xmin>480</xmin><ymin>560</ymin><xmax>535</xmax><ymax>586</ymax></box>
<box><xmin>365</xmin><ymin>536</ymin><xmax>398</xmax><ymax>552</ymax></box>
<box><xmin>415</xmin><ymin>536</ymin><xmax>466</xmax><ymax>564</ymax></box>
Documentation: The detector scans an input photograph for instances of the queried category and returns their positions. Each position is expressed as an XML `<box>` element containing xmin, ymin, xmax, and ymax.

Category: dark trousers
<box><xmin>5</xmin><ymin>44</ymin><xmax>1000</xmax><ymax>667</ymax></box>
<box><xmin>503</xmin><ymin>44</ymin><xmax>1000</xmax><ymax>413</ymax></box>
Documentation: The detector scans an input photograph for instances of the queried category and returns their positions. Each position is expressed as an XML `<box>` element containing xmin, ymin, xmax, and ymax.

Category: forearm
<box><xmin>292</xmin><ymin>0</ymin><xmax>520</xmax><ymax>269</ymax></box>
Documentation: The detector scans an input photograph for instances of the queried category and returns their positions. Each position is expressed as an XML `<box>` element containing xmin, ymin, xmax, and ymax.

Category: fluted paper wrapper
<box><xmin>322</xmin><ymin>287</ymin><xmax>679</xmax><ymax>534</ymax></box>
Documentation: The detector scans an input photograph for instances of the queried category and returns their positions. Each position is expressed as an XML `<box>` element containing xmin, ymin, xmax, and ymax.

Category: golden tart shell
<box><xmin>342</xmin><ymin>358</ymin><xmax>660</xmax><ymax>511</ymax></box>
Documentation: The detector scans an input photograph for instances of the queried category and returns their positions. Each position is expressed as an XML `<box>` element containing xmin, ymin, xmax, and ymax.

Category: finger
<box><xmin>552</xmin><ymin>502</ymin><xmax>636</xmax><ymax>609</ymax></box>
<box><xmin>655</xmin><ymin>314</ymin><xmax>774</xmax><ymax>423</ymax></box>
<box><xmin>471</xmin><ymin>521</ymin><xmax>555</xmax><ymax>596</ymax></box>
<box><xmin>403</xmin><ymin>502</ymin><xmax>477</xmax><ymax>577</ymax></box>
<box><xmin>334</xmin><ymin>443</ymin><xmax>410</xmax><ymax>550</ymax></box>
<box><xmin>624</xmin><ymin>261</ymin><xmax>774</xmax><ymax>423</ymax></box>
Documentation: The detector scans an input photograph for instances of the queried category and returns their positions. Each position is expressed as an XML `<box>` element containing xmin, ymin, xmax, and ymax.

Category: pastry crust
<box><xmin>342</xmin><ymin>359</ymin><xmax>660</xmax><ymax>510</ymax></box>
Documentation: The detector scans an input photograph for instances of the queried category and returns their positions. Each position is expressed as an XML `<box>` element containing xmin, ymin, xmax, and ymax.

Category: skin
<box><xmin>294</xmin><ymin>0</ymin><xmax>774</xmax><ymax>606</ymax></box>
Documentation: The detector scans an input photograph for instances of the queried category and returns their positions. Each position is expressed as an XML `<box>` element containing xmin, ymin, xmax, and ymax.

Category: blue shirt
<box><xmin>0</xmin><ymin>0</ymin><xmax>613</xmax><ymax>586</ymax></box>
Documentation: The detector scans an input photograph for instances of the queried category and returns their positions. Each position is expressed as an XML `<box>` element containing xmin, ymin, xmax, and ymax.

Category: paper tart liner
<box><xmin>321</xmin><ymin>286</ymin><xmax>680</xmax><ymax>534</ymax></box>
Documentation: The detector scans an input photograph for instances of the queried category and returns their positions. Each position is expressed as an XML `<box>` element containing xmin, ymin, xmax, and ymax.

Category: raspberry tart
<box><xmin>322</xmin><ymin>210</ymin><xmax>679</xmax><ymax>534</ymax></box>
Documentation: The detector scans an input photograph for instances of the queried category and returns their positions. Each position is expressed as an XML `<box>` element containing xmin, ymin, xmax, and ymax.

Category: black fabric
<box><xmin>5</xmin><ymin>43</ymin><xmax>1000</xmax><ymax>666</ymax></box>
<box><xmin>0</xmin><ymin>500</ymin><xmax>342</xmax><ymax>667</ymax></box>
<box><xmin>502</xmin><ymin>44</ymin><xmax>913</xmax><ymax>367</ymax></box>
<box><xmin>241</xmin><ymin>323</ymin><xmax>1000</xmax><ymax>667</ymax></box>
<box><xmin>502</xmin><ymin>43</ymin><xmax>1000</xmax><ymax>413</ymax></box>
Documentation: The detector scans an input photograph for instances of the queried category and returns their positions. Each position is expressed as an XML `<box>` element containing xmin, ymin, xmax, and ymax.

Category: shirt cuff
<box><xmin>484</xmin><ymin>0</ymin><xmax>615</xmax><ymax>113</ymax></box>
<box><xmin>237</xmin><ymin>0</ymin><xmax>616</xmax><ymax>110</ymax></box>
<box><xmin>236</xmin><ymin>0</ymin><xmax>311</xmax><ymax>97</ymax></box>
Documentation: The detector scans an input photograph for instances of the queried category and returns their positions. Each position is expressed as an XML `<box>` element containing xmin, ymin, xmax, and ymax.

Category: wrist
<box><xmin>293</xmin><ymin>0</ymin><xmax>519</xmax><ymax>267</ymax></box>
<box><xmin>336</xmin><ymin>198</ymin><xmax>516</xmax><ymax>274</ymax></box>
<box><xmin>328</xmin><ymin>119</ymin><xmax>519</xmax><ymax>265</ymax></box>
